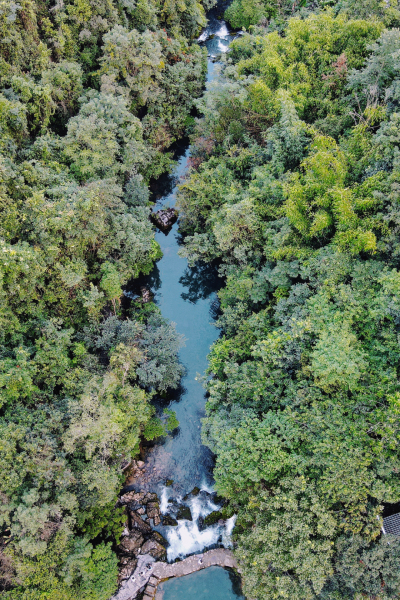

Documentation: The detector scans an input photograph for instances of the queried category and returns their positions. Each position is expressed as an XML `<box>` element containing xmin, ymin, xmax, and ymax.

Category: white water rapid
<box><xmin>157</xmin><ymin>486</ymin><xmax>237</xmax><ymax>561</ymax></box>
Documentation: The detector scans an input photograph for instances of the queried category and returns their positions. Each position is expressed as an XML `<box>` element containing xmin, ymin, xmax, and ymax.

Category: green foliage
<box><xmin>143</xmin><ymin>409</ymin><xmax>179</xmax><ymax>440</ymax></box>
<box><xmin>100</xmin><ymin>27</ymin><xmax>206</xmax><ymax>149</ymax></box>
<box><xmin>163</xmin><ymin>408</ymin><xmax>179</xmax><ymax>431</ymax></box>
<box><xmin>63</xmin><ymin>538</ymin><xmax>118</xmax><ymax>600</ymax></box>
<box><xmin>177</xmin><ymin>6</ymin><xmax>400</xmax><ymax>600</ymax></box>
<box><xmin>75</xmin><ymin>503</ymin><xmax>126</xmax><ymax>541</ymax></box>
<box><xmin>143</xmin><ymin>417</ymin><xmax>167</xmax><ymax>441</ymax></box>
<box><xmin>0</xmin><ymin>0</ymin><xmax>202</xmax><ymax>593</ymax></box>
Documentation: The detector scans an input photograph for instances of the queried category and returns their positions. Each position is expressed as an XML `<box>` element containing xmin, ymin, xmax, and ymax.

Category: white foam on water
<box><xmin>216</xmin><ymin>23</ymin><xmax>229</xmax><ymax>38</ymax></box>
<box><xmin>166</xmin><ymin>520</ymin><xmax>221</xmax><ymax>561</ymax></box>
<box><xmin>189</xmin><ymin>495</ymin><xmax>220</xmax><ymax>521</ymax></box>
<box><xmin>221</xmin><ymin>515</ymin><xmax>236</xmax><ymax>548</ymax></box>
<box><xmin>160</xmin><ymin>487</ymin><xmax>171</xmax><ymax>514</ymax></box>
<box><xmin>161</xmin><ymin>489</ymin><xmax>237</xmax><ymax>561</ymax></box>
<box><xmin>200</xmin><ymin>480</ymin><xmax>215</xmax><ymax>494</ymax></box>
<box><xmin>218</xmin><ymin>40</ymin><xmax>229</xmax><ymax>53</ymax></box>
<box><xmin>198</xmin><ymin>29</ymin><xmax>209</xmax><ymax>42</ymax></box>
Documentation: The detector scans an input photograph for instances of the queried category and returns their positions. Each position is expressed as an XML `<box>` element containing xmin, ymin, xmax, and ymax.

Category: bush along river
<box><xmin>111</xmin><ymin>4</ymin><xmax>245</xmax><ymax>600</ymax></box>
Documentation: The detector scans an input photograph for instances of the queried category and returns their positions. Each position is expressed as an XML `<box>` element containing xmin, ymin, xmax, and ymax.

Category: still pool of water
<box><xmin>156</xmin><ymin>567</ymin><xmax>244</xmax><ymax>600</ymax></box>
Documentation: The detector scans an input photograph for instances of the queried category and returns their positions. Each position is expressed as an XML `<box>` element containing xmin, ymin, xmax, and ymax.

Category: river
<box><xmin>127</xmin><ymin>2</ymin><xmax>244</xmax><ymax>598</ymax></box>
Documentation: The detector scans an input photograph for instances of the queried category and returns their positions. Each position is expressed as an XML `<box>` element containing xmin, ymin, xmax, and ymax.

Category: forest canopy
<box><xmin>176</xmin><ymin>2</ymin><xmax>400</xmax><ymax>599</ymax></box>
<box><xmin>2</xmin><ymin>0</ymin><xmax>400</xmax><ymax>597</ymax></box>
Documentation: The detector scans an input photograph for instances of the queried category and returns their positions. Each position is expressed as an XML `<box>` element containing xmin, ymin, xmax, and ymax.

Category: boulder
<box><xmin>130</xmin><ymin>511</ymin><xmax>153</xmax><ymax>534</ymax></box>
<box><xmin>151</xmin><ymin>208</ymin><xmax>178</xmax><ymax>231</ymax></box>
<box><xmin>203</xmin><ymin>510</ymin><xmax>224</xmax><ymax>527</ymax></box>
<box><xmin>140</xmin><ymin>286</ymin><xmax>153</xmax><ymax>303</ymax></box>
<box><xmin>141</xmin><ymin>538</ymin><xmax>167</xmax><ymax>561</ymax></box>
<box><xmin>119</xmin><ymin>530</ymin><xmax>144</xmax><ymax>555</ymax></box>
<box><xmin>120</xmin><ymin>491</ymin><xmax>145</xmax><ymax>505</ymax></box>
<box><xmin>143</xmin><ymin>492</ymin><xmax>159</xmax><ymax>504</ymax></box>
<box><xmin>176</xmin><ymin>505</ymin><xmax>192</xmax><ymax>521</ymax></box>
<box><xmin>152</xmin><ymin>531</ymin><xmax>168</xmax><ymax>547</ymax></box>
<box><xmin>146</xmin><ymin>502</ymin><xmax>161</xmax><ymax>525</ymax></box>
<box><xmin>128</xmin><ymin>500</ymin><xmax>144</xmax><ymax>511</ymax></box>
<box><xmin>118</xmin><ymin>557</ymin><xmax>138</xmax><ymax>583</ymax></box>
<box><xmin>183</xmin><ymin>486</ymin><xmax>200</xmax><ymax>501</ymax></box>
<box><xmin>162</xmin><ymin>514</ymin><xmax>178</xmax><ymax>527</ymax></box>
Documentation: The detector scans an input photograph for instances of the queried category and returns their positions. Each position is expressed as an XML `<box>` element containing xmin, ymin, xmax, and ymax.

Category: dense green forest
<box><xmin>176</xmin><ymin>1</ymin><xmax>400</xmax><ymax>599</ymax></box>
<box><xmin>2</xmin><ymin>0</ymin><xmax>400</xmax><ymax>597</ymax></box>
<box><xmin>0</xmin><ymin>0</ymin><xmax>214</xmax><ymax>596</ymax></box>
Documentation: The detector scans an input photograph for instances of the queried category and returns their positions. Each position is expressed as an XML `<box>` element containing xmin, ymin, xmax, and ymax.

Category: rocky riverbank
<box><xmin>117</xmin><ymin>486</ymin><xmax>166</xmax><ymax>585</ymax></box>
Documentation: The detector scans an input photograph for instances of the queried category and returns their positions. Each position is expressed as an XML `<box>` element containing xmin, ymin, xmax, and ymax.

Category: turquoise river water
<box><xmin>128</xmin><ymin>3</ymin><xmax>245</xmax><ymax>597</ymax></box>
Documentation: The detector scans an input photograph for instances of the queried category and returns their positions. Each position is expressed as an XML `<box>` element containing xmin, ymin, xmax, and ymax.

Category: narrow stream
<box><xmin>127</xmin><ymin>3</ymin><xmax>244</xmax><ymax>597</ymax></box>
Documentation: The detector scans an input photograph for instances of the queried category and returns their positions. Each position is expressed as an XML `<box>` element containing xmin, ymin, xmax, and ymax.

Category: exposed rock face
<box><xmin>151</xmin><ymin>208</ymin><xmax>178</xmax><ymax>232</ymax></box>
<box><xmin>130</xmin><ymin>511</ymin><xmax>153</xmax><ymax>534</ymax></box>
<box><xmin>116</xmin><ymin>488</ymin><xmax>169</xmax><ymax>584</ymax></box>
<box><xmin>146</xmin><ymin>502</ymin><xmax>161</xmax><ymax>526</ymax></box>
<box><xmin>119</xmin><ymin>531</ymin><xmax>144</xmax><ymax>555</ymax></box>
<box><xmin>119</xmin><ymin>490</ymin><xmax>145</xmax><ymax>505</ymax></box>
<box><xmin>141</xmin><ymin>538</ymin><xmax>167</xmax><ymax>561</ymax></box>
<box><xmin>143</xmin><ymin>493</ymin><xmax>158</xmax><ymax>503</ymax></box>
<box><xmin>118</xmin><ymin>557</ymin><xmax>138</xmax><ymax>583</ymax></box>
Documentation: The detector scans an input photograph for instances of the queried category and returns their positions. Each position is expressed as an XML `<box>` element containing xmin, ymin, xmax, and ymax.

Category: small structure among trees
<box><xmin>383</xmin><ymin>514</ymin><xmax>400</xmax><ymax>536</ymax></box>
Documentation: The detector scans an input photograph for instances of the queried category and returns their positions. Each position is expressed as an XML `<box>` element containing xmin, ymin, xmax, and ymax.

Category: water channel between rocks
<box><xmin>123</xmin><ymin>3</ymin><xmax>244</xmax><ymax>598</ymax></box>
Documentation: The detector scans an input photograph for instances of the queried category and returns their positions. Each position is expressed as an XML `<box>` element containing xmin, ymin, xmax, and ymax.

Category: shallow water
<box><xmin>156</xmin><ymin>566</ymin><xmax>244</xmax><ymax>600</ymax></box>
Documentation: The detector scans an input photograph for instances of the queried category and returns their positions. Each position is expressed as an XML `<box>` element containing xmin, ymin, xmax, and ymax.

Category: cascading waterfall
<box><xmin>157</xmin><ymin>486</ymin><xmax>236</xmax><ymax>561</ymax></box>
<box><xmin>216</xmin><ymin>23</ymin><xmax>230</xmax><ymax>53</ymax></box>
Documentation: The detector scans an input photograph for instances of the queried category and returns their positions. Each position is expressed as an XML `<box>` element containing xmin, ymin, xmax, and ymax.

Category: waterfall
<box><xmin>158</xmin><ymin>487</ymin><xmax>237</xmax><ymax>562</ymax></box>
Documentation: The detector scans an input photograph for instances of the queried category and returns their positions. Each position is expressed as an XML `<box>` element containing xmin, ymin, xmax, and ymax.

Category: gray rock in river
<box><xmin>151</xmin><ymin>207</ymin><xmax>178</xmax><ymax>232</ymax></box>
<box><xmin>176</xmin><ymin>505</ymin><xmax>192</xmax><ymax>521</ymax></box>
<box><xmin>130</xmin><ymin>510</ymin><xmax>153</xmax><ymax>534</ymax></box>
<box><xmin>183</xmin><ymin>486</ymin><xmax>200</xmax><ymax>501</ymax></box>
<box><xmin>162</xmin><ymin>514</ymin><xmax>178</xmax><ymax>526</ymax></box>
<box><xmin>146</xmin><ymin>501</ymin><xmax>161</xmax><ymax>526</ymax></box>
